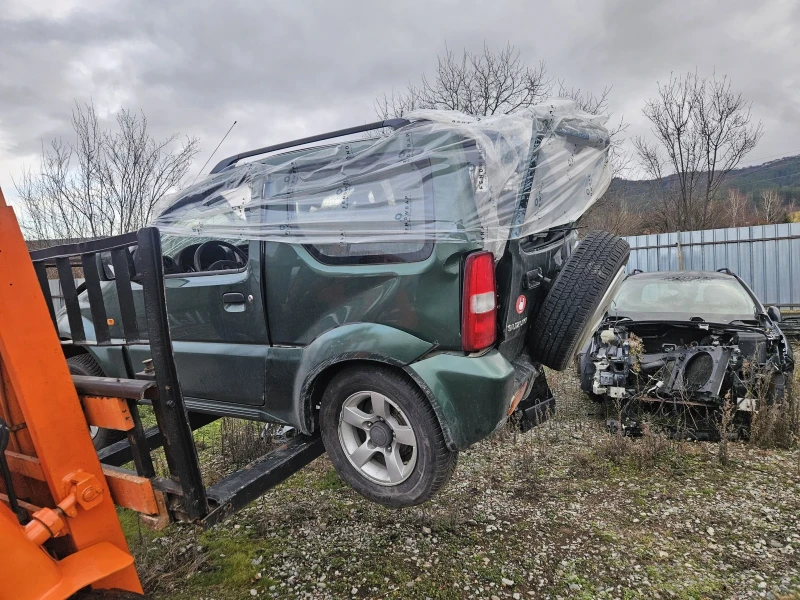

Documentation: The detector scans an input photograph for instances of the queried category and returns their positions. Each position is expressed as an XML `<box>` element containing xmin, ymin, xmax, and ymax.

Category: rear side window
<box><xmin>259</xmin><ymin>159</ymin><xmax>434</xmax><ymax>265</ymax></box>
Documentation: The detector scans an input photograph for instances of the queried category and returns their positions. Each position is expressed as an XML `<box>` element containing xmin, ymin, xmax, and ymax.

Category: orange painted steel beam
<box><xmin>4</xmin><ymin>448</ymin><xmax>162</xmax><ymax>518</ymax></box>
<box><xmin>102</xmin><ymin>465</ymin><xmax>160</xmax><ymax>515</ymax></box>
<box><xmin>0</xmin><ymin>187</ymin><xmax>141</xmax><ymax>593</ymax></box>
<box><xmin>81</xmin><ymin>396</ymin><xmax>134</xmax><ymax>431</ymax></box>
<box><xmin>4</xmin><ymin>450</ymin><xmax>45</xmax><ymax>481</ymax></box>
<box><xmin>0</xmin><ymin>360</ymin><xmax>44</xmax><ymax>502</ymax></box>
<box><xmin>0</xmin><ymin>492</ymin><xmax>40</xmax><ymax>514</ymax></box>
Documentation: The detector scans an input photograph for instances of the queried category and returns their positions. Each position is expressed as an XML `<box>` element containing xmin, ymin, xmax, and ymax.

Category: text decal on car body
<box><xmin>507</xmin><ymin>317</ymin><xmax>528</xmax><ymax>332</ymax></box>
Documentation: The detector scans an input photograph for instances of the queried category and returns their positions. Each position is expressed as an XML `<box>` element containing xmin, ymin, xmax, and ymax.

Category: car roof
<box><xmin>627</xmin><ymin>270</ymin><xmax>737</xmax><ymax>281</ymax></box>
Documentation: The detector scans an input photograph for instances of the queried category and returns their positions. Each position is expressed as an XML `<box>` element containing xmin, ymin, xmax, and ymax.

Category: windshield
<box><xmin>612</xmin><ymin>275</ymin><xmax>758</xmax><ymax>322</ymax></box>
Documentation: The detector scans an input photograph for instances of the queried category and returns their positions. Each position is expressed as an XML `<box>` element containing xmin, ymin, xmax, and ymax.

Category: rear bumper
<box><xmin>407</xmin><ymin>350</ymin><xmax>516</xmax><ymax>451</ymax></box>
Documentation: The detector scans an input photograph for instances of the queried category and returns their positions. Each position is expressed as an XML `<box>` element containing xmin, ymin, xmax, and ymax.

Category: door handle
<box><xmin>222</xmin><ymin>292</ymin><xmax>246</xmax><ymax>313</ymax></box>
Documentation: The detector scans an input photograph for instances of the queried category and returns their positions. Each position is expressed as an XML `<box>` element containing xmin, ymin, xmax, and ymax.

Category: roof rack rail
<box><xmin>631</xmin><ymin>268</ymin><xmax>643</xmax><ymax>275</ymax></box>
<box><xmin>209</xmin><ymin>118</ymin><xmax>410</xmax><ymax>175</ymax></box>
<box><xmin>716</xmin><ymin>267</ymin><xmax>733</xmax><ymax>275</ymax></box>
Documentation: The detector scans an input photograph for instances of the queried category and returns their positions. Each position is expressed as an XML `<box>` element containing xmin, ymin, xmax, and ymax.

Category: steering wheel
<box><xmin>193</xmin><ymin>240</ymin><xmax>248</xmax><ymax>272</ymax></box>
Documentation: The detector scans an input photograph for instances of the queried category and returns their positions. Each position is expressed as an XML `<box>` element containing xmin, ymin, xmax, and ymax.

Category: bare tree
<box><xmin>375</xmin><ymin>43</ymin><xmax>552</xmax><ymax>119</ymax></box>
<box><xmin>556</xmin><ymin>81</ymin><xmax>612</xmax><ymax>115</ymax></box>
<box><xmin>726</xmin><ymin>187</ymin><xmax>750</xmax><ymax>228</ymax></box>
<box><xmin>581</xmin><ymin>189</ymin><xmax>643</xmax><ymax>236</ymax></box>
<box><xmin>14</xmin><ymin>102</ymin><xmax>199</xmax><ymax>241</ymax></box>
<box><xmin>376</xmin><ymin>43</ymin><xmax>629</xmax><ymax>177</ymax></box>
<box><xmin>760</xmin><ymin>188</ymin><xmax>783</xmax><ymax>224</ymax></box>
<box><xmin>556</xmin><ymin>81</ymin><xmax>630</xmax><ymax>177</ymax></box>
<box><xmin>633</xmin><ymin>72</ymin><xmax>763</xmax><ymax>232</ymax></box>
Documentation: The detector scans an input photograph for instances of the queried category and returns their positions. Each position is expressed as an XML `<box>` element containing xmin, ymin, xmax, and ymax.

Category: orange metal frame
<box><xmin>0</xmin><ymin>187</ymin><xmax>142</xmax><ymax>598</ymax></box>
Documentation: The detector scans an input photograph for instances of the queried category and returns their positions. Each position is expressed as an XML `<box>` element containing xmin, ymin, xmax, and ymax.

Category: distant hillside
<box><xmin>609</xmin><ymin>154</ymin><xmax>800</xmax><ymax>208</ymax></box>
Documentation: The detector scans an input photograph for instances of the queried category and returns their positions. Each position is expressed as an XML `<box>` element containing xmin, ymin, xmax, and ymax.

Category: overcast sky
<box><xmin>1</xmin><ymin>0</ymin><xmax>799</xmax><ymax>206</ymax></box>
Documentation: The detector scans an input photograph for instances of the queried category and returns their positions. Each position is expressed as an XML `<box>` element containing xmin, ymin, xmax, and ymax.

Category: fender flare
<box><xmin>294</xmin><ymin>323</ymin><xmax>435</xmax><ymax>432</ymax></box>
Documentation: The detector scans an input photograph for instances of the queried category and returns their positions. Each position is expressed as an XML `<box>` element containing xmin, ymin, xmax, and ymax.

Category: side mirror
<box><xmin>100</xmin><ymin>252</ymin><xmax>116</xmax><ymax>280</ymax></box>
<box><xmin>767</xmin><ymin>306</ymin><xmax>782</xmax><ymax>323</ymax></box>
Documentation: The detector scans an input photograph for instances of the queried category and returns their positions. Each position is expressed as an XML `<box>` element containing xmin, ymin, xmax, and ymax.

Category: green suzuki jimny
<box><xmin>59</xmin><ymin>102</ymin><xmax>629</xmax><ymax>507</ymax></box>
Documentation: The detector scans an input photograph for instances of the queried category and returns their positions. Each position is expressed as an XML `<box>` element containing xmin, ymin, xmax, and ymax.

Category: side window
<box><xmin>261</xmin><ymin>161</ymin><xmax>433</xmax><ymax>265</ymax></box>
<box><xmin>160</xmin><ymin>235</ymin><xmax>249</xmax><ymax>275</ymax></box>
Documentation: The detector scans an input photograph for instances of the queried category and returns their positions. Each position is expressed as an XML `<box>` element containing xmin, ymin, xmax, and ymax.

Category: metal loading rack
<box><xmin>26</xmin><ymin>227</ymin><xmax>324</xmax><ymax>528</ymax></box>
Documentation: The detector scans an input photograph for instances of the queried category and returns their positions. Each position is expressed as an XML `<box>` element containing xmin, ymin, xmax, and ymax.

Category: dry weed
<box><xmin>218</xmin><ymin>418</ymin><xmax>278</xmax><ymax>470</ymax></box>
<box><xmin>717</xmin><ymin>395</ymin><xmax>736</xmax><ymax>465</ymax></box>
<box><xmin>128</xmin><ymin>524</ymin><xmax>208</xmax><ymax>596</ymax></box>
<box><xmin>744</xmin><ymin>356</ymin><xmax>799</xmax><ymax>450</ymax></box>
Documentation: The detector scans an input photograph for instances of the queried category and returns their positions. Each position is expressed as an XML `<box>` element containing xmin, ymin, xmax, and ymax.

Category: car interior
<box><xmin>164</xmin><ymin>239</ymin><xmax>249</xmax><ymax>275</ymax></box>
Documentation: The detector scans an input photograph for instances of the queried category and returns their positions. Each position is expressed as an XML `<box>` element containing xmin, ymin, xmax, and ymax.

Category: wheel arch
<box><xmin>60</xmin><ymin>341</ymin><xmax>116</xmax><ymax>372</ymax></box>
<box><xmin>61</xmin><ymin>340</ymin><xmax>90</xmax><ymax>360</ymax></box>
<box><xmin>300</xmin><ymin>357</ymin><xmax>458</xmax><ymax>451</ymax></box>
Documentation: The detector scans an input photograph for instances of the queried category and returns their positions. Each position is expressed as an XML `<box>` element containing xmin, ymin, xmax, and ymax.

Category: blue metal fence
<box><xmin>624</xmin><ymin>223</ymin><xmax>800</xmax><ymax>309</ymax></box>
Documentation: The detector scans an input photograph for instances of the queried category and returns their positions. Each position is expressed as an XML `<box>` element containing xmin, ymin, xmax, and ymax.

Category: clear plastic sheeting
<box><xmin>152</xmin><ymin>99</ymin><xmax>612</xmax><ymax>257</ymax></box>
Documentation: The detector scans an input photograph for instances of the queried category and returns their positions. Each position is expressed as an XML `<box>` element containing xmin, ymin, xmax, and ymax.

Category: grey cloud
<box><xmin>2</xmin><ymin>0</ymin><xmax>799</xmax><ymax>203</ymax></box>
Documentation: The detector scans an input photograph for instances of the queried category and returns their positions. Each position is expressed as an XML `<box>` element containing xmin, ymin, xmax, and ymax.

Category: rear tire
<box><xmin>66</xmin><ymin>354</ymin><xmax>123</xmax><ymax>451</ymax></box>
<box><xmin>319</xmin><ymin>365</ymin><xmax>457</xmax><ymax>508</ymax></box>
<box><xmin>528</xmin><ymin>231</ymin><xmax>630</xmax><ymax>371</ymax></box>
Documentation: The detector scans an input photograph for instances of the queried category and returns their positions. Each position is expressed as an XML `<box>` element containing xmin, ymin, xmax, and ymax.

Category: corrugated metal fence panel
<box><xmin>624</xmin><ymin>223</ymin><xmax>800</xmax><ymax>309</ymax></box>
<box><xmin>49</xmin><ymin>278</ymin><xmax>84</xmax><ymax>314</ymax></box>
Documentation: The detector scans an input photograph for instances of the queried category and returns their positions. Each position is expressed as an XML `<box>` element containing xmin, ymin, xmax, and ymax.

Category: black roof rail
<box><xmin>209</xmin><ymin>118</ymin><xmax>410</xmax><ymax>174</ymax></box>
<box><xmin>631</xmin><ymin>268</ymin><xmax>643</xmax><ymax>275</ymax></box>
<box><xmin>716</xmin><ymin>267</ymin><xmax>734</xmax><ymax>275</ymax></box>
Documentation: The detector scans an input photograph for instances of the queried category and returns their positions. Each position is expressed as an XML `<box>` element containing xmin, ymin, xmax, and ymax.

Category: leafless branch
<box><xmin>634</xmin><ymin>71</ymin><xmax>763</xmax><ymax>231</ymax></box>
<box><xmin>759</xmin><ymin>188</ymin><xmax>783</xmax><ymax>224</ymax></box>
<box><xmin>375</xmin><ymin>42</ymin><xmax>553</xmax><ymax>118</ymax></box>
<box><xmin>14</xmin><ymin>101</ymin><xmax>199</xmax><ymax>241</ymax></box>
<box><xmin>375</xmin><ymin>43</ymin><xmax>627</xmax><ymax>175</ymax></box>
<box><xmin>725</xmin><ymin>188</ymin><xmax>750</xmax><ymax>228</ymax></box>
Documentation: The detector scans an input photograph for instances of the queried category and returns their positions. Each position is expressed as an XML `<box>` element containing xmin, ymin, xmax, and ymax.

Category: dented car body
<box><xmin>53</xmin><ymin>104</ymin><xmax>629</xmax><ymax>507</ymax></box>
<box><xmin>579</xmin><ymin>270</ymin><xmax>794</xmax><ymax>421</ymax></box>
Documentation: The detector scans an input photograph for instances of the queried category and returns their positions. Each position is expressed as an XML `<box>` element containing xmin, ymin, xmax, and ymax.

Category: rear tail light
<box><xmin>462</xmin><ymin>251</ymin><xmax>497</xmax><ymax>352</ymax></box>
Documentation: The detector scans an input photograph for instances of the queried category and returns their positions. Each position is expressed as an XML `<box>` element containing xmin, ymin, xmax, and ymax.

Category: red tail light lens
<box><xmin>462</xmin><ymin>251</ymin><xmax>497</xmax><ymax>352</ymax></box>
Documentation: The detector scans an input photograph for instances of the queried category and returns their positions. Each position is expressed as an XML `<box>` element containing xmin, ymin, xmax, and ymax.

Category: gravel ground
<box><xmin>124</xmin><ymin>379</ymin><xmax>800</xmax><ymax>600</ymax></box>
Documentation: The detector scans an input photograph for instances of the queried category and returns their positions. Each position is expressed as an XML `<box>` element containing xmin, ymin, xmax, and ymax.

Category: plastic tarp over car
<box><xmin>152</xmin><ymin>99</ymin><xmax>612</xmax><ymax>257</ymax></box>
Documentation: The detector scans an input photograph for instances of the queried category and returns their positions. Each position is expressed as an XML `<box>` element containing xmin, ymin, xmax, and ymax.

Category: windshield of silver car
<box><xmin>611</xmin><ymin>275</ymin><xmax>757</xmax><ymax>320</ymax></box>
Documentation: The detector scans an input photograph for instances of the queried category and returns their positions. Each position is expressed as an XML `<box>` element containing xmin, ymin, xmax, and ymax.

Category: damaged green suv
<box><xmin>59</xmin><ymin>102</ymin><xmax>629</xmax><ymax>507</ymax></box>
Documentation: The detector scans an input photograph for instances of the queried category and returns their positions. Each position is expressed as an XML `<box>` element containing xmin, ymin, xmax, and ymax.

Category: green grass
<box><xmin>314</xmin><ymin>467</ymin><xmax>345</xmax><ymax>491</ymax></box>
<box><xmin>186</xmin><ymin>532</ymin><xmax>281</xmax><ymax>590</ymax></box>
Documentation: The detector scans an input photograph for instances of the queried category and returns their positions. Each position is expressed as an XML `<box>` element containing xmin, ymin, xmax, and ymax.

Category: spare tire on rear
<box><xmin>527</xmin><ymin>230</ymin><xmax>630</xmax><ymax>371</ymax></box>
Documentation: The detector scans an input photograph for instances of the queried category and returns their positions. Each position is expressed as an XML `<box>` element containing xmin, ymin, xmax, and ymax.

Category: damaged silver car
<box><xmin>578</xmin><ymin>270</ymin><xmax>794</xmax><ymax>436</ymax></box>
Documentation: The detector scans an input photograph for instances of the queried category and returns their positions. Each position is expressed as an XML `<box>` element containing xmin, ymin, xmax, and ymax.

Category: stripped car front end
<box><xmin>579</xmin><ymin>271</ymin><xmax>794</xmax><ymax>432</ymax></box>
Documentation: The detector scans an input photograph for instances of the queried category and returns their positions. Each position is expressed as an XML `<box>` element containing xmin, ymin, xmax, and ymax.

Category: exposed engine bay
<box><xmin>580</xmin><ymin>319</ymin><xmax>794</xmax><ymax>411</ymax></box>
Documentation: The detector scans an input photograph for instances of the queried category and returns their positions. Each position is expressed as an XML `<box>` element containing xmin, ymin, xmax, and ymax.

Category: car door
<box><xmin>126</xmin><ymin>237</ymin><xmax>271</xmax><ymax>407</ymax></box>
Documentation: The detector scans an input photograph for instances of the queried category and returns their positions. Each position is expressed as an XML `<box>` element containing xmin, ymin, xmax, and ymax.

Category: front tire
<box><xmin>319</xmin><ymin>365</ymin><xmax>457</xmax><ymax>508</ymax></box>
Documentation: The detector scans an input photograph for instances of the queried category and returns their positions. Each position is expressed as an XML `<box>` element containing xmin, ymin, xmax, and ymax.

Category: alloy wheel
<box><xmin>337</xmin><ymin>391</ymin><xmax>418</xmax><ymax>486</ymax></box>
